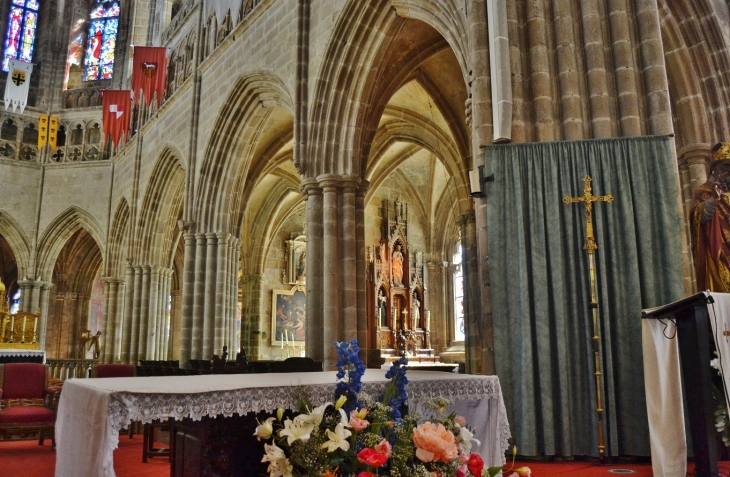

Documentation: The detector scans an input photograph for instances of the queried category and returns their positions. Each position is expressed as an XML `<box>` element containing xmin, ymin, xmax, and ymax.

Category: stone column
<box><xmin>215</xmin><ymin>233</ymin><xmax>229</xmax><ymax>353</ymax></box>
<box><xmin>170</xmin><ymin>289</ymin><xmax>182</xmax><ymax>360</ymax></box>
<box><xmin>319</xmin><ymin>174</ymin><xmax>341</xmax><ymax>369</ymax></box>
<box><xmin>38</xmin><ymin>282</ymin><xmax>51</xmax><ymax>352</ymax></box>
<box><xmin>553</xmin><ymin>0</ymin><xmax>583</xmax><ymax>140</ymax></box>
<box><xmin>130</xmin><ymin>266</ymin><xmax>143</xmax><ymax>363</ymax></box>
<box><xmin>459</xmin><ymin>211</ymin><xmax>482</xmax><ymax>374</ymax></box>
<box><xmin>105</xmin><ymin>279</ymin><xmax>121</xmax><ymax>363</ymax></box>
<box><xmin>121</xmin><ymin>264</ymin><xmax>134</xmax><ymax>363</ymax></box>
<box><xmin>355</xmin><ymin>180</ymin><xmax>369</xmax><ymax>361</ymax></box>
<box><xmin>192</xmin><ymin>233</ymin><xmax>207</xmax><ymax>360</ymax></box>
<box><xmin>579</xmin><ymin>0</ymin><xmax>613</xmax><ymax>138</ymax></box>
<box><xmin>240</xmin><ymin>274</ymin><xmax>263</xmax><ymax>358</ymax></box>
<box><xmin>526</xmin><ymin>0</ymin><xmax>555</xmax><ymax>141</ymax></box>
<box><xmin>147</xmin><ymin>265</ymin><xmax>160</xmax><ymax>358</ymax></box>
<box><xmin>302</xmin><ymin>178</ymin><xmax>323</xmax><ymax>362</ymax></box>
<box><xmin>608</xmin><ymin>0</ymin><xmax>641</xmax><ymax>136</ymax></box>
<box><xmin>229</xmin><ymin>238</ymin><xmax>240</xmax><ymax>353</ymax></box>
<box><xmin>180</xmin><ymin>232</ymin><xmax>196</xmax><ymax>366</ymax></box>
<box><xmin>138</xmin><ymin>266</ymin><xmax>151</xmax><ymax>359</ymax></box>
<box><xmin>203</xmin><ymin>234</ymin><xmax>218</xmax><ymax>358</ymax></box>
<box><xmin>340</xmin><ymin>177</ymin><xmax>358</xmax><ymax>343</ymax></box>
<box><xmin>100</xmin><ymin>278</ymin><xmax>113</xmax><ymax>363</ymax></box>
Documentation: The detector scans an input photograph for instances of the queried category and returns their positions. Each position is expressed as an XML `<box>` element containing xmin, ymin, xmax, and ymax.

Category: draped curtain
<box><xmin>486</xmin><ymin>136</ymin><xmax>684</xmax><ymax>457</ymax></box>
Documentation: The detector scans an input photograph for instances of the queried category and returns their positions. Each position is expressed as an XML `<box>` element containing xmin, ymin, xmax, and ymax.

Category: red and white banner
<box><xmin>131</xmin><ymin>46</ymin><xmax>167</xmax><ymax>107</ymax></box>
<box><xmin>101</xmin><ymin>90</ymin><xmax>132</xmax><ymax>147</ymax></box>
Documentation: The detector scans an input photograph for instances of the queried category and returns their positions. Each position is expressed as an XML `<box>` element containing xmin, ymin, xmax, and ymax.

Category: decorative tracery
<box><xmin>83</xmin><ymin>1</ymin><xmax>119</xmax><ymax>81</ymax></box>
<box><xmin>2</xmin><ymin>0</ymin><xmax>39</xmax><ymax>72</ymax></box>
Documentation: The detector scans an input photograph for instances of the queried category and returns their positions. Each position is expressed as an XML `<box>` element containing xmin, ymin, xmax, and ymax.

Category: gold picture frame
<box><xmin>271</xmin><ymin>285</ymin><xmax>306</xmax><ymax>346</ymax></box>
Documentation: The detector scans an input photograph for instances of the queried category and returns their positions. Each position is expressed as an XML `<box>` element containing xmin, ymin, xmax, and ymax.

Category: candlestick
<box><xmin>280</xmin><ymin>333</ymin><xmax>283</xmax><ymax>349</ymax></box>
<box><xmin>21</xmin><ymin>316</ymin><xmax>27</xmax><ymax>343</ymax></box>
<box><xmin>8</xmin><ymin>315</ymin><xmax>14</xmax><ymax>343</ymax></box>
<box><xmin>32</xmin><ymin>317</ymin><xmax>38</xmax><ymax>344</ymax></box>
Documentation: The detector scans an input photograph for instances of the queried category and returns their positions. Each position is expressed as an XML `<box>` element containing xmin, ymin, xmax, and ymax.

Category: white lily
<box><xmin>320</xmin><ymin>422</ymin><xmax>352</xmax><ymax>453</ymax></box>
<box><xmin>457</xmin><ymin>425</ymin><xmax>480</xmax><ymax>455</ymax></box>
<box><xmin>254</xmin><ymin>416</ymin><xmax>276</xmax><ymax>441</ymax></box>
<box><xmin>278</xmin><ymin>418</ymin><xmax>315</xmax><ymax>445</ymax></box>
<box><xmin>294</xmin><ymin>402</ymin><xmax>331</xmax><ymax>426</ymax></box>
<box><xmin>261</xmin><ymin>442</ymin><xmax>293</xmax><ymax>477</ymax></box>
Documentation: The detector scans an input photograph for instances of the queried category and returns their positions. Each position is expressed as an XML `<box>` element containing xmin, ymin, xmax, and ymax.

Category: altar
<box><xmin>55</xmin><ymin>371</ymin><xmax>511</xmax><ymax>477</ymax></box>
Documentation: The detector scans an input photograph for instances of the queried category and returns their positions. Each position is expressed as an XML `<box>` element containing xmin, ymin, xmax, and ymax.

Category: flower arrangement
<box><xmin>254</xmin><ymin>339</ymin><xmax>530</xmax><ymax>477</ymax></box>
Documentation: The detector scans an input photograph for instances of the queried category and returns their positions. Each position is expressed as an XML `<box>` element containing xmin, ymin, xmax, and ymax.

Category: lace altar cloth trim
<box><xmin>105</xmin><ymin>376</ymin><xmax>511</xmax><ymax>467</ymax></box>
<box><xmin>0</xmin><ymin>350</ymin><xmax>45</xmax><ymax>357</ymax></box>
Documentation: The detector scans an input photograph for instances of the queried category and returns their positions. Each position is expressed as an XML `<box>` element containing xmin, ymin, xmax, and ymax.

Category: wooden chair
<box><xmin>91</xmin><ymin>364</ymin><xmax>138</xmax><ymax>438</ymax></box>
<box><xmin>0</xmin><ymin>363</ymin><xmax>59</xmax><ymax>449</ymax></box>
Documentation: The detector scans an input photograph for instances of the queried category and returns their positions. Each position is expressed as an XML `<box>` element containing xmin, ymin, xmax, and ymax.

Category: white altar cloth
<box><xmin>0</xmin><ymin>349</ymin><xmax>45</xmax><ymax>362</ymax></box>
<box><xmin>55</xmin><ymin>370</ymin><xmax>510</xmax><ymax>477</ymax></box>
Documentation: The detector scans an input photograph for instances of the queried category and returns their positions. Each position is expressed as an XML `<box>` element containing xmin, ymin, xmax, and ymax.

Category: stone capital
<box><xmin>457</xmin><ymin>210</ymin><xmax>476</xmax><ymax>227</ymax></box>
<box><xmin>317</xmin><ymin>173</ymin><xmax>343</xmax><ymax>191</ymax></box>
<box><xmin>300</xmin><ymin>177</ymin><xmax>322</xmax><ymax>196</ymax></box>
<box><xmin>677</xmin><ymin>143</ymin><xmax>712</xmax><ymax>167</ymax></box>
<box><xmin>216</xmin><ymin>232</ymin><xmax>230</xmax><ymax>244</ymax></box>
<box><xmin>357</xmin><ymin>179</ymin><xmax>370</xmax><ymax>197</ymax></box>
<box><xmin>341</xmin><ymin>174</ymin><xmax>361</xmax><ymax>193</ymax></box>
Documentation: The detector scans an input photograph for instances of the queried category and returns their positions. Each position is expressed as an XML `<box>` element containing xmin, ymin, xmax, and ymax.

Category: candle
<box><xmin>33</xmin><ymin>317</ymin><xmax>38</xmax><ymax>333</ymax></box>
<box><xmin>280</xmin><ymin>333</ymin><xmax>283</xmax><ymax>349</ymax></box>
<box><xmin>10</xmin><ymin>315</ymin><xmax>14</xmax><ymax>332</ymax></box>
<box><xmin>22</xmin><ymin>316</ymin><xmax>26</xmax><ymax>333</ymax></box>
<box><xmin>285</xmin><ymin>330</ymin><xmax>289</xmax><ymax>346</ymax></box>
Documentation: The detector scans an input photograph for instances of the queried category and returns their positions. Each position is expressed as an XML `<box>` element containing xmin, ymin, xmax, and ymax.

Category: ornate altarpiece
<box><xmin>366</xmin><ymin>199</ymin><xmax>436</xmax><ymax>367</ymax></box>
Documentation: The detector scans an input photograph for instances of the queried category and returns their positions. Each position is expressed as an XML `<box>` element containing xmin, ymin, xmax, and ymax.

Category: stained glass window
<box><xmin>84</xmin><ymin>1</ymin><xmax>119</xmax><ymax>81</ymax></box>
<box><xmin>2</xmin><ymin>0</ymin><xmax>39</xmax><ymax>72</ymax></box>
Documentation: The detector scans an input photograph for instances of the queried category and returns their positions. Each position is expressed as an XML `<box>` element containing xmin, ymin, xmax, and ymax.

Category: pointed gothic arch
<box><xmin>106</xmin><ymin>198</ymin><xmax>130</xmax><ymax>277</ymax></box>
<box><xmin>36</xmin><ymin>206</ymin><xmax>105</xmax><ymax>281</ymax></box>
<box><xmin>196</xmin><ymin>73</ymin><xmax>294</xmax><ymax>234</ymax></box>
<box><xmin>0</xmin><ymin>210</ymin><xmax>31</xmax><ymax>279</ymax></box>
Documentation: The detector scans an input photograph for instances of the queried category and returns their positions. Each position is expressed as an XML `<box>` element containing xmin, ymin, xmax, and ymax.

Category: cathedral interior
<box><xmin>0</xmin><ymin>0</ymin><xmax>729</xmax><ymax>461</ymax></box>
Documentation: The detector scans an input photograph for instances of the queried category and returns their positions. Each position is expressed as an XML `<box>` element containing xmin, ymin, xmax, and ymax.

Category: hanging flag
<box><xmin>204</xmin><ymin>0</ymin><xmax>242</xmax><ymax>27</ymax></box>
<box><xmin>48</xmin><ymin>116</ymin><xmax>59</xmax><ymax>150</ymax></box>
<box><xmin>131</xmin><ymin>47</ymin><xmax>167</xmax><ymax>108</ymax></box>
<box><xmin>38</xmin><ymin>115</ymin><xmax>49</xmax><ymax>149</ymax></box>
<box><xmin>101</xmin><ymin>90</ymin><xmax>132</xmax><ymax>147</ymax></box>
<box><xmin>4</xmin><ymin>59</ymin><xmax>33</xmax><ymax>113</ymax></box>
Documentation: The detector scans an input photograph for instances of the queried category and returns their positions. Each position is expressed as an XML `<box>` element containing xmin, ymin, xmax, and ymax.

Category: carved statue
<box><xmin>392</xmin><ymin>243</ymin><xmax>404</xmax><ymax>287</ymax></box>
<box><xmin>691</xmin><ymin>141</ymin><xmax>730</xmax><ymax>291</ymax></box>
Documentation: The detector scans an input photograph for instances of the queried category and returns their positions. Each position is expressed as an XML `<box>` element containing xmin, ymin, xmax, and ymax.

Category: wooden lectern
<box><xmin>642</xmin><ymin>292</ymin><xmax>717</xmax><ymax>477</ymax></box>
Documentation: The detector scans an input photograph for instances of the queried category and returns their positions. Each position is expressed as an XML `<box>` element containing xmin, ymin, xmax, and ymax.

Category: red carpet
<box><xmin>0</xmin><ymin>439</ymin><xmax>726</xmax><ymax>477</ymax></box>
<box><xmin>0</xmin><ymin>436</ymin><xmax>169</xmax><ymax>477</ymax></box>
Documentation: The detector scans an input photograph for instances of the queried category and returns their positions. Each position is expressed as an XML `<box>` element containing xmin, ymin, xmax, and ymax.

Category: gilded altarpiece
<box><xmin>367</xmin><ymin>200</ymin><xmax>435</xmax><ymax>367</ymax></box>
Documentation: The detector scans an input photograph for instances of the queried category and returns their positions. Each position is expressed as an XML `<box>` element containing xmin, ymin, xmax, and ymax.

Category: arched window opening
<box><xmin>0</xmin><ymin>119</ymin><xmax>18</xmax><ymax>141</ymax></box>
<box><xmin>2</xmin><ymin>0</ymin><xmax>39</xmax><ymax>72</ymax></box>
<box><xmin>83</xmin><ymin>1</ymin><xmax>120</xmax><ymax>81</ymax></box>
<box><xmin>21</xmin><ymin>123</ymin><xmax>37</xmax><ymax>144</ymax></box>
<box><xmin>453</xmin><ymin>243</ymin><xmax>465</xmax><ymax>342</ymax></box>
<box><xmin>10</xmin><ymin>289</ymin><xmax>20</xmax><ymax>314</ymax></box>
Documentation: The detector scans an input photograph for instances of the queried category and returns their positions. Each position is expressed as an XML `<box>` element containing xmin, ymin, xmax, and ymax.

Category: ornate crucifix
<box><xmin>563</xmin><ymin>175</ymin><xmax>614</xmax><ymax>461</ymax></box>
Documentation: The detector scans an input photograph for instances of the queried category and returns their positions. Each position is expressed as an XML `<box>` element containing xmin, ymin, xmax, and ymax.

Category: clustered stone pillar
<box><xmin>178</xmin><ymin>231</ymin><xmax>240</xmax><ymax>366</ymax></box>
<box><xmin>100</xmin><ymin>277</ymin><xmax>124</xmax><ymax>363</ymax></box>
<box><xmin>239</xmin><ymin>274</ymin><xmax>263</xmax><ymax>359</ymax></box>
<box><xmin>302</xmin><ymin>174</ymin><xmax>368</xmax><ymax>369</ymax></box>
<box><xmin>118</xmin><ymin>263</ymin><xmax>174</xmax><ymax>364</ymax></box>
<box><xmin>458</xmin><ymin>211</ymin><xmax>482</xmax><ymax>374</ymax></box>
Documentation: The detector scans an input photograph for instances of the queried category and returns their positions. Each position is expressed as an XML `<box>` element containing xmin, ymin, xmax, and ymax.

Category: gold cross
<box><xmin>563</xmin><ymin>176</ymin><xmax>614</xmax><ymax>254</ymax></box>
<box><xmin>723</xmin><ymin>324</ymin><xmax>730</xmax><ymax>343</ymax></box>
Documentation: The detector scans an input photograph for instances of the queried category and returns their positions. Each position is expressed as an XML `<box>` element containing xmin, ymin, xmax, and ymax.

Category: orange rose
<box><xmin>411</xmin><ymin>422</ymin><xmax>459</xmax><ymax>463</ymax></box>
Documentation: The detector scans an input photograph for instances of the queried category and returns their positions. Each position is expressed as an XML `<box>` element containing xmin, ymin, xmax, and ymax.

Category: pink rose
<box><xmin>374</xmin><ymin>438</ymin><xmax>392</xmax><ymax>458</ymax></box>
<box><xmin>411</xmin><ymin>422</ymin><xmax>459</xmax><ymax>463</ymax></box>
<box><xmin>454</xmin><ymin>415</ymin><xmax>466</xmax><ymax>427</ymax></box>
<box><xmin>459</xmin><ymin>452</ymin><xmax>470</xmax><ymax>465</ymax></box>
<box><xmin>349</xmin><ymin>416</ymin><xmax>370</xmax><ymax>432</ymax></box>
<box><xmin>456</xmin><ymin>465</ymin><xmax>468</xmax><ymax>477</ymax></box>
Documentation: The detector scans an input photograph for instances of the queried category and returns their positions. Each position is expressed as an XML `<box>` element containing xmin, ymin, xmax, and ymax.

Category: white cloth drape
<box><xmin>3</xmin><ymin>59</ymin><xmax>32</xmax><ymax>113</ymax></box>
<box><xmin>642</xmin><ymin>318</ymin><xmax>686</xmax><ymax>477</ymax></box>
<box><xmin>707</xmin><ymin>292</ymin><xmax>730</xmax><ymax>423</ymax></box>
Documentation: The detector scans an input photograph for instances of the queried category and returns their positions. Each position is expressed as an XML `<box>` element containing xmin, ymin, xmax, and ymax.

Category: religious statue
<box><xmin>691</xmin><ymin>141</ymin><xmax>730</xmax><ymax>292</ymax></box>
<box><xmin>79</xmin><ymin>329</ymin><xmax>102</xmax><ymax>359</ymax></box>
<box><xmin>297</xmin><ymin>252</ymin><xmax>306</xmax><ymax>279</ymax></box>
<box><xmin>377</xmin><ymin>289</ymin><xmax>387</xmax><ymax>327</ymax></box>
<box><xmin>392</xmin><ymin>243</ymin><xmax>404</xmax><ymax>287</ymax></box>
<box><xmin>413</xmin><ymin>297</ymin><xmax>420</xmax><ymax>328</ymax></box>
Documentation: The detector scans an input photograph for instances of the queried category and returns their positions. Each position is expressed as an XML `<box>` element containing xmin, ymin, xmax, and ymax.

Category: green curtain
<box><xmin>486</xmin><ymin>136</ymin><xmax>684</xmax><ymax>457</ymax></box>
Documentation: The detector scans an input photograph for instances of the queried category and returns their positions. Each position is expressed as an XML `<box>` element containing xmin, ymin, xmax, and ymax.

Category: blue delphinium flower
<box><xmin>383</xmin><ymin>356</ymin><xmax>408</xmax><ymax>420</ymax></box>
<box><xmin>334</xmin><ymin>339</ymin><xmax>365</xmax><ymax>413</ymax></box>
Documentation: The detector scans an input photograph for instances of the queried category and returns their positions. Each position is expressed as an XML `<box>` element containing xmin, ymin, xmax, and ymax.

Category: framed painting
<box><xmin>271</xmin><ymin>285</ymin><xmax>306</xmax><ymax>347</ymax></box>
